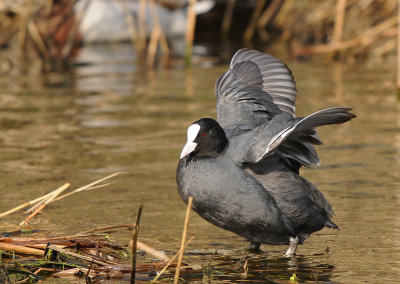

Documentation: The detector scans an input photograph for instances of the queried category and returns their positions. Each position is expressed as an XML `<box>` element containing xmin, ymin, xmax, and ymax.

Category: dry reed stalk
<box><xmin>119</xmin><ymin>0</ymin><xmax>141</xmax><ymax>56</ymax></box>
<box><xmin>398</xmin><ymin>0</ymin><xmax>400</xmax><ymax>89</ymax></box>
<box><xmin>28</xmin><ymin>182</ymin><xmax>103</xmax><ymax>214</ymax></box>
<box><xmin>243</xmin><ymin>0</ymin><xmax>267</xmax><ymax>43</ymax></box>
<box><xmin>333</xmin><ymin>0</ymin><xmax>346</xmax><ymax>44</ymax></box>
<box><xmin>62</xmin><ymin>0</ymin><xmax>93</xmax><ymax>59</ymax></box>
<box><xmin>185</xmin><ymin>0</ymin><xmax>197</xmax><ymax>65</ymax></box>
<box><xmin>174</xmin><ymin>196</ymin><xmax>193</xmax><ymax>284</ymax></box>
<box><xmin>374</xmin><ymin>38</ymin><xmax>396</xmax><ymax>57</ymax></box>
<box><xmin>0</xmin><ymin>21</ymin><xmax>18</xmax><ymax>47</ymax></box>
<box><xmin>48</xmin><ymin>244</ymin><xmax>111</xmax><ymax>266</ymax></box>
<box><xmin>306</xmin><ymin>0</ymin><xmax>352</xmax><ymax>24</ymax></box>
<box><xmin>330</xmin><ymin>0</ymin><xmax>347</xmax><ymax>59</ymax></box>
<box><xmin>138</xmin><ymin>0</ymin><xmax>147</xmax><ymax>56</ymax></box>
<box><xmin>76</xmin><ymin>224</ymin><xmax>134</xmax><ymax>236</ymax></box>
<box><xmin>150</xmin><ymin>235</ymin><xmax>194</xmax><ymax>283</ymax></box>
<box><xmin>130</xmin><ymin>203</ymin><xmax>143</xmax><ymax>284</ymax></box>
<box><xmin>147</xmin><ymin>0</ymin><xmax>162</xmax><ymax>69</ymax></box>
<box><xmin>52</xmin><ymin>267</ymin><xmax>88</xmax><ymax>277</ymax></box>
<box><xmin>221</xmin><ymin>0</ymin><xmax>236</xmax><ymax>37</ymax></box>
<box><xmin>65</xmin><ymin>172</ymin><xmax>125</xmax><ymax>194</ymax></box>
<box><xmin>85</xmin><ymin>259</ymin><xmax>94</xmax><ymax>282</ymax></box>
<box><xmin>303</xmin><ymin>16</ymin><xmax>398</xmax><ymax>54</ymax></box>
<box><xmin>17</xmin><ymin>5</ymin><xmax>28</xmax><ymax>54</ymax></box>
<box><xmin>147</xmin><ymin>0</ymin><xmax>170</xmax><ymax>68</ymax></box>
<box><xmin>50</xmin><ymin>183</ymin><xmax>111</xmax><ymax>203</ymax></box>
<box><xmin>19</xmin><ymin>183</ymin><xmax>70</xmax><ymax>226</ymax></box>
<box><xmin>19</xmin><ymin>267</ymin><xmax>58</xmax><ymax>281</ymax></box>
<box><xmin>27</xmin><ymin>20</ymin><xmax>50</xmax><ymax>59</ymax></box>
<box><xmin>0</xmin><ymin>242</ymin><xmax>44</xmax><ymax>256</ymax></box>
<box><xmin>0</xmin><ymin>182</ymin><xmax>70</xmax><ymax>219</ymax></box>
<box><xmin>257</xmin><ymin>0</ymin><xmax>284</xmax><ymax>28</ymax></box>
<box><xmin>257</xmin><ymin>0</ymin><xmax>285</xmax><ymax>41</ymax></box>
<box><xmin>25</xmin><ymin>244</ymin><xmax>65</xmax><ymax>250</ymax></box>
<box><xmin>0</xmin><ymin>192</ymin><xmax>53</xmax><ymax>219</ymax></box>
<box><xmin>274</xmin><ymin>0</ymin><xmax>295</xmax><ymax>27</ymax></box>
<box><xmin>0</xmin><ymin>173</ymin><xmax>122</xmax><ymax>219</ymax></box>
<box><xmin>136</xmin><ymin>241</ymin><xmax>170</xmax><ymax>262</ymax></box>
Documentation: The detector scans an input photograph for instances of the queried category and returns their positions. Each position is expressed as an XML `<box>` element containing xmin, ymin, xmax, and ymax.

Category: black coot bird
<box><xmin>176</xmin><ymin>49</ymin><xmax>355</xmax><ymax>256</ymax></box>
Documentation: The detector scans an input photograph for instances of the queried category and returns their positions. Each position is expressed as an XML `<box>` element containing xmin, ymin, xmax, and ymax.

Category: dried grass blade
<box><xmin>0</xmin><ymin>186</ymin><xmax>63</xmax><ymax>218</ymax></box>
<box><xmin>19</xmin><ymin>183</ymin><xmax>70</xmax><ymax>226</ymax></box>
<box><xmin>73</xmin><ymin>172</ymin><xmax>125</xmax><ymax>193</ymax></box>
<box><xmin>174</xmin><ymin>196</ymin><xmax>193</xmax><ymax>284</ymax></box>
<box><xmin>0</xmin><ymin>242</ymin><xmax>44</xmax><ymax>256</ymax></box>
<box><xmin>75</xmin><ymin>224</ymin><xmax>134</xmax><ymax>236</ymax></box>
<box><xmin>137</xmin><ymin>241</ymin><xmax>170</xmax><ymax>262</ymax></box>
<box><xmin>51</xmin><ymin>183</ymin><xmax>111</xmax><ymax>203</ymax></box>
<box><xmin>130</xmin><ymin>203</ymin><xmax>143</xmax><ymax>284</ymax></box>
<box><xmin>48</xmin><ymin>245</ymin><xmax>111</xmax><ymax>266</ymax></box>
<box><xmin>151</xmin><ymin>235</ymin><xmax>194</xmax><ymax>282</ymax></box>
<box><xmin>27</xmin><ymin>183</ymin><xmax>110</xmax><ymax>214</ymax></box>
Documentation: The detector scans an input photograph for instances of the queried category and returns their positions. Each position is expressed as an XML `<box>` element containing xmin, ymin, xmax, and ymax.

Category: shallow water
<box><xmin>0</xmin><ymin>44</ymin><xmax>399</xmax><ymax>283</ymax></box>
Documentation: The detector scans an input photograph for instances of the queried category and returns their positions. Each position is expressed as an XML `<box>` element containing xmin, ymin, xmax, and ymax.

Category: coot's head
<box><xmin>180</xmin><ymin>118</ymin><xmax>228</xmax><ymax>159</ymax></box>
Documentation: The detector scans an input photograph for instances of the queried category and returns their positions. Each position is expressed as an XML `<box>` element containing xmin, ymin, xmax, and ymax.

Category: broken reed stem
<box><xmin>333</xmin><ymin>0</ymin><xmax>347</xmax><ymax>44</ymax></box>
<box><xmin>0</xmin><ymin>172</ymin><xmax>123</xmax><ymax>219</ymax></box>
<box><xmin>76</xmin><ymin>224</ymin><xmax>134</xmax><ymax>236</ymax></box>
<box><xmin>138</xmin><ymin>0</ymin><xmax>147</xmax><ymax>56</ymax></box>
<box><xmin>0</xmin><ymin>183</ymin><xmax>67</xmax><ymax>218</ymax></box>
<box><xmin>130</xmin><ymin>203</ymin><xmax>143</xmax><ymax>284</ymax></box>
<box><xmin>62</xmin><ymin>0</ymin><xmax>92</xmax><ymax>59</ymax></box>
<box><xmin>119</xmin><ymin>0</ymin><xmax>141</xmax><ymax>56</ymax></box>
<box><xmin>50</xmin><ymin>183</ymin><xmax>111</xmax><ymax>203</ymax></box>
<box><xmin>0</xmin><ymin>195</ymin><xmax>49</xmax><ymax>219</ymax></box>
<box><xmin>48</xmin><ymin>244</ymin><xmax>111</xmax><ymax>266</ymax></box>
<box><xmin>72</xmin><ymin>172</ymin><xmax>125</xmax><ymax>193</ymax></box>
<box><xmin>185</xmin><ymin>0</ymin><xmax>197</xmax><ymax>66</ymax></box>
<box><xmin>27</xmin><ymin>183</ymin><xmax>110</xmax><ymax>214</ymax></box>
<box><xmin>304</xmin><ymin>15</ymin><xmax>398</xmax><ymax>54</ymax></box>
<box><xmin>397</xmin><ymin>0</ymin><xmax>400</xmax><ymax>89</ymax></box>
<box><xmin>174</xmin><ymin>196</ymin><xmax>193</xmax><ymax>284</ymax></box>
<box><xmin>243</xmin><ymin>0</ymin><xmax>267</xmax><ymax>43</ymax></box>
<box><xmin>221</xmin><ymin>0</ymin><xmax>236</xmax><ymax>37</ymax></box>
<box><xmin>85</xmin><ymin>259</ymin><xmax>94</xmax><ymax>283</ymax></box>
<box><xmin>151</xmin><ymin>235</ymin><xmax>194</xmax><ymax>282</ymax></box>
<box><xmin>0</xmin><ymin>242</ymin><xmax>44</xmax><ymax>256</ymax></box>
<box><xmin>147</xmin><ymin>0</ymin><xmax>161</xmax><ymax>69</ymax></box>
<box><xmin>256</xmin><ymin>0</ymin><xmax>284</xmax><ymax>41</ymax></box>
<box><xmin>27</xmin><ymin>20</ymin><xmax>50</xmax><ymax>59</ymax></box>
<box><xmin>257</xmin><ymin>0</ymin><xmax>284</xmax><ymax>28</ymax></box>
<box><xmin>19</xmin><ymin>183</ymin><xmax>70</xmax><ymax>226</ymax></box>
<box><xmin>136</xmin><ymin>241</ymin><xmax>170</xmax><ymax>262</ymax></box>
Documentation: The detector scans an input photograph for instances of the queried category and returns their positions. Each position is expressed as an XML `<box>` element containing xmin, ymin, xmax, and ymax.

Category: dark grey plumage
<box><xmin>177</xmin><ymin>49</ymin><xmax>355</xmax><ymax>256</ymax></box>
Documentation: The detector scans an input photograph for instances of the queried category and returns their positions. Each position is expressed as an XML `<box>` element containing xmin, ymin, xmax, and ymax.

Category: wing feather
<box><xmin>215</xmin><ymin>49</ymin><xmax>297</xmax><ymax>131</ymax></box>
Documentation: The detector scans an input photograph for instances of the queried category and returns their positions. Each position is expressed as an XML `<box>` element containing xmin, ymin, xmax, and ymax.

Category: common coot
<box><xmin>176</xmin><ymin>49</ymin><xmax>355</xmax><ymax>256</ymax></box>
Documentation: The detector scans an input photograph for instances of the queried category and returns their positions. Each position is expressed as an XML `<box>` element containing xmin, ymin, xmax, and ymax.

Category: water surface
<box><xmin>0</xmin><ymin>44</ymin><xmax>399</xmax><ymax>283</ymax></box>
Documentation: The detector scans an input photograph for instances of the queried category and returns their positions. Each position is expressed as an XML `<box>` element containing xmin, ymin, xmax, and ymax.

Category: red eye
<box><xmin>201</xmin><ymin>132</ymin><xmax>206</xmax><ymax>137</ymax></box>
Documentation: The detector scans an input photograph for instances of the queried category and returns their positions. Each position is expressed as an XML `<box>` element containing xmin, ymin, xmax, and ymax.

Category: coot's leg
<box><xmin>247</xmin><ymin>242</ymin><xmax>261</xmax><ymax>252</ymax></box>
<box><xmin>284</xmin><ymin>236</ymin><xmax>299</xmax><ymax>257</ymax></box>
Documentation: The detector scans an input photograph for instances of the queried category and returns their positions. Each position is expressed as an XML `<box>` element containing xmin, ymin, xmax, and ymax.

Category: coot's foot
<box><xmin>284</xmin><ymin>236</ymin><xmax>299</xmax><ymax>257</ymax></box>
<box><xmin>247</xmin><ymin>242</ymin><xmax>261</xmax><ymax>253</ymax></box>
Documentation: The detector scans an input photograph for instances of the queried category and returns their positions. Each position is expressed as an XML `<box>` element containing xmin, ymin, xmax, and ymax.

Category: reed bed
<box><xmin>243</xmin><ymin>0</ymin><xmax>398</xmax><ymax>60</ymax></box>
<box><xmin>0</xmin><ymin>173</ymin><xmax>198</xmax><ymax>282</ymax></box>
<box><xmin>0</xmin><ymin>229</ymin><xmax>188</xmax><ymax>282</ymax></box>
<box><xmin>0</xmin><ymin>0</ymin><xmax>398</xmax><ymax>73</ymax></box>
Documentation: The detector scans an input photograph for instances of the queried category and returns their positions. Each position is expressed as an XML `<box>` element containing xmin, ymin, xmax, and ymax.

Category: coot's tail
<box><xmin>276</xmin><ymin>108</ymin><xmax>356</xmax><ymax>171</ymax></box>
<box><xmin>325</xmin><ymin>220</ymin><xmax>339</xmax><ymax>230</ymax></box>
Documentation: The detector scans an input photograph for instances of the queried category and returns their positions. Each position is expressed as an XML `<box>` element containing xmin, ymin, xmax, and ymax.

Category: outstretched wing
<box><xmin>215</xmin><ymin>49</ymin><xmax>297</xmax><ymax>133</ymax></box>
<box><xmin>229</xmin><ymin>108</ymin><xmax>356</xmax><ymax>166</ymax></box>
